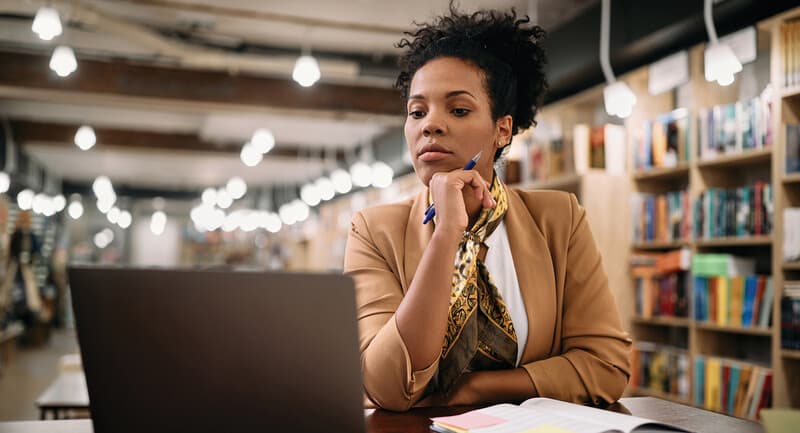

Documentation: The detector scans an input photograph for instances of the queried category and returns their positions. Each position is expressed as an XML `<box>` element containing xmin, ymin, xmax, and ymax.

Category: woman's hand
<box><xmin>428</xmin><ymin>170</ymin><xmax>495</xmax><ymax>234</ymax></box>
<box><xmin>416</xmin><ymin>373</ymin><xmax>481</xmax><ymax>407</ymax></box>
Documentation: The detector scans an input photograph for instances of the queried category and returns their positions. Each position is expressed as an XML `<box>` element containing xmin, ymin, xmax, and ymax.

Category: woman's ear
<box><xmin>495</xmin><ymin>115</ymin><xmax>513</xmax><ymax>147</ymax></box>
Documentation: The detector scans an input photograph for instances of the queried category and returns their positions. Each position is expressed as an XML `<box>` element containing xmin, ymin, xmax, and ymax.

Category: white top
<box><xmin>483</xmin><ymin>220</ymin><xmax>528</xmax><ymax>366</ymax></box>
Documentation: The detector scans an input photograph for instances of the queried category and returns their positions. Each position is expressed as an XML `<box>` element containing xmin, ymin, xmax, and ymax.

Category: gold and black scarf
<box><xmin>429</xmin><ymin>174</ymin><xmax>517</xmax><ymax>395</ymax></box>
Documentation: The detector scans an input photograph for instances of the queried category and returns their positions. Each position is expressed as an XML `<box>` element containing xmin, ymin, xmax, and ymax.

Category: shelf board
<box><xmin>695</xmin><ymin>323</ymin><xmax>773</xmax><ymax>336</ymax></box>
<box><xmin>781</xmin><ymin>85</ymin><xmax>800</xmax><ymax>99</ymax></box>
<box><xmin>632</xmin><ymin>240</ymin><xmax>690</xmax><ymax>250</ymax></box>
<box><xmin>782</xmin><ymin>349</ymin><xmax>800</xmax><ymax>360</ymax></box>
<box><xmin>784</xmin><ymin>261</ymin><xmax>800</xmax><ymax>271</ymax></box>
<box><xmin>694</xmin><ymin>236</ymin><xmax>772</xmax><ymax>247</ymax></box>
<box><xmin>695</xmin><ymin>148</ymin><xmax>772</xmax><ymax>170</ymax></box>
<box><xmin>631</xmin><ymin>316</ymin><xmax>690</xmax><ymax>327</ymax></box>
<box><xmin>784</xmin><ymin>172</ymin><xmax>800</xmax><ymax>184</ymax></box>
<box><xmin>520</xmin><ymin>174</ymin><xmax>582</xmax><ymax>191</ymax></box>
<box><xmin>633</xmin><ymin>164</ymin><xmax>690</xmax><ymax>182</ymax></box>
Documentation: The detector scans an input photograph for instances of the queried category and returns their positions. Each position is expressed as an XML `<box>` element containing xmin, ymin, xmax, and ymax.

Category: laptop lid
<box><xmin>68</xmin><ymin>266</ymin><xmax>365</xmax><ymax>433</ymax></box>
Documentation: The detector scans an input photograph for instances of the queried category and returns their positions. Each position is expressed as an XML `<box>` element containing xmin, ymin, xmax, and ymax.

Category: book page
<box><xmin>466</xmin><ymin>404</ymin><xmax>621</xmax><ymax>433</ymax></box>
<box><xmin>519</xmin><ymin>398</ymin><xmax>686</xmax><ymax>433</ymax></box>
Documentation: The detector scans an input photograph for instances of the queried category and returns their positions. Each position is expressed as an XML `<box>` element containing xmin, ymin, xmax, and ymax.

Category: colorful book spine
<box><xmin>694</xmin><ymin>183</ymin><xmax>773</xmax><ymax>239</ymax></box>
<box><xmin>693</xmin><ymin>356</ymin><xmax>772</xmax><ymax>420</ymax></box>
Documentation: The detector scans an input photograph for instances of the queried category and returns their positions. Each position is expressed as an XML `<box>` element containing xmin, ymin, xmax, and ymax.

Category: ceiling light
<box><xmin>250</xmin><ymin>129</ymin><xmax>275</xmax><ymax>154</ymax></box>
<box><xmin>599</xmin><ymin>0</ymin><xmax>636</xmax><ymax>118</ymax></box>
<box><xmin>703</xmin><ymin>0</ymin><xmax>742</xmax><ymax>86</ymax></box>
<box><xmin>315</xmin><ymin>177</ymin><xmax>335</xmax><ymax>201</ymax></box>
<box><xmin>49</xmin><ymin>46</ymin><xmax>77</xmax><ymax>77</ymax></box>
<box><xmin>263</xmin><ymin>212</ymin><xmax>281</xmax><ymax>233</ymax></box>
<box><xmin>118</xmin><ymin>210</ymin><xmax>132</xmax><ymax>229</ymax></box>
<box><xmin>330</xmin><ymin>169</ymin><xmax>352</xmax><ymax>194</ymax></box>
<box><xmin>371</xmin><ymin>161</ymin><xmax>394</xmax><ymax>188</ymax></box>
<box><xmin>107</xmin><ymin>207</ymin><xmax>121</xmax><ymax>224</ymax></box>
<box><xmin>215</xmin><ymin>188</ymin><xmax>233</xmax><ymax>209</ymax></box>
<box><xmin>240</xmin><ymin>142</ymin><xmax>263</xmax><ymax>167</ymax></box>
<box><xmin>292</xmin><ymin>55</ymin><xmax>321</xmax><ymax>87</ymax></box>
<box><xmin>279</xmin><ymin>203</ymin><xmax>297</xmax><ymax>226</ymax></box>
<box><xmin>150</xmin><ymin>211</ymin><xmax>167</xmax><ymax>235</ymax></box>
<box><xmin>32</xmin><ymin>7</ymin><xmax>62</xmax><ymax>41</ymax></box>
<box><xmin>350</xmin><ymin>161</ymin><xmax>372</xmax><ymax>188</ymax></box>
<box><xmin>226</xmin><ymin>176</ymin><xmax>247</xmax><ymax>200</ymax></box>
<box><xmin>301</xmin><ymin>183</ymin><xmax>321</xmax><ymax>206</ymax></box>
<box><xmin>74</xmin><ymin>126</ymin><xmax>96</xmax><ymax>151</ymax></box>
<box><xmin>17</xmin><ymin>189</ymin><xmax>34</xmax><ymax>210</ymax></box>
<box><xmin>52</xmin><ymin>194</ymin><xmax>66</xmax><ymax>212</ymax></box>
<box><xmin>32</xmin><ymin>193</ymin><xmax>49</xmax><ymax>215</ymax></box>
<box><xmin>201</xmin><ymin>187</ymin><xmax>217</xmax><ymax>205</ymax></box>
<box><xmin>68</xmin><ymin>200</ymin><xmax>83</xmax><ymax>219</ymax></box>
<box><xmin>0</xmin><ymin>172</ymin><xmax>9</xmax><ymax>194</ymax></box>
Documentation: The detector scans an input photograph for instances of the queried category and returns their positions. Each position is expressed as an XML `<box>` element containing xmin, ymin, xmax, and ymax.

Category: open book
<box><xmin>430</xmin><ymin>398</ymin><xmax>690</xmax><ymax>433</ymax></box>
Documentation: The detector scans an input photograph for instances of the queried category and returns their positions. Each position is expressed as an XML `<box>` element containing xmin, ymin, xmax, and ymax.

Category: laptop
<box><xmin>68</xmin><ymin>266</ymin><xmax>366</xmax><ymax>433</ymax></box>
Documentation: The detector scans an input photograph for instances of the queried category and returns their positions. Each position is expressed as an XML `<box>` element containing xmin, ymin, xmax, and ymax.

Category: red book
<box><xmin>709</xmin><ymin>278</ymin><xmax>718</xmax><ymax>322</ymax></box>
<box><xmin>756</xmin><ymin>372</ymin><xmax>772</xmax><ymax>419</ymax></box>
<box><xmin>752</xmin><ymin>277</ymin><xmax>766</xmax><ymax>327</ymax></box>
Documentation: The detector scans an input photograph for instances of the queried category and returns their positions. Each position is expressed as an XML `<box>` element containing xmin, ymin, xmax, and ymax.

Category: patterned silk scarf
<box><xmin>430</xmin><ymin>174</ymin><xmax>517</xmax><ymax>395</ymax></box>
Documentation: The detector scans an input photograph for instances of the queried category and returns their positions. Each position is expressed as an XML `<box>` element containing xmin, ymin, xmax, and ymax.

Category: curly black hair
<box><xmin>396</xmin><ymin>4</ymin><xmax>548</xmax><ymax>161</ymax></box>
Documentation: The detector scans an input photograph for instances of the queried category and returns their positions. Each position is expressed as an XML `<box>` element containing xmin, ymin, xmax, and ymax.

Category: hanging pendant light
<box><xmin>292</xmin><ymin>54</ymin><xmax>321</xmax><ymax>87</ymax></box>
<box><xmin>703</xmin><ymin>0</ymin><xmax>742</xmax><ymax>86</ymax></box>
<box><xmin>49</xmin><ymin>46</ymin><xmax>77</xmax><ymax>77</ymax></box>
<box><xmin>599</xmin><ymin>0</ymin><xmax>636</xmax><ymax>118</ymax></box>
<box><xmin>32</xmin><ymin>7</ymin><xmax>62</xmax><ymax>41</ymax></box>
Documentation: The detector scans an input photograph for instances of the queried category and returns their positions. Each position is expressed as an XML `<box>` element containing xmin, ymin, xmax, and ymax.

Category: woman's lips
<box><xmin>418</xmin><ymin>151</ymin><xmax>452</xmax><ymax>162</ymax></box>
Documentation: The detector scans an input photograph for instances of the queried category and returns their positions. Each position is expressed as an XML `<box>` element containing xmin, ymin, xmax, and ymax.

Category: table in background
<box><xmin>0</xmin><ymin>397</ymin><xmax>764</xmax><ymax>433</ymax></box>
<box><xmin>34</xmin><ymin>371</ymin><xmax>89</xmax><ymax>420</ymax></box>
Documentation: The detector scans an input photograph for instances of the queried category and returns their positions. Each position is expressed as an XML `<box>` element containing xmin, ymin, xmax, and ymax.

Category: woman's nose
<box><xmin>422</xmin><ymin>118</ymin><xmax>445</xmax><ymax>137</ymax></box>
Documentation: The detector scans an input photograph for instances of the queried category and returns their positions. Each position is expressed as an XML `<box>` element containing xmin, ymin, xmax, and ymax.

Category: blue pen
<box><xmin>422</xmin><ymin>150</ymin><xmax>483</xmax><ymax>224</ymax></box>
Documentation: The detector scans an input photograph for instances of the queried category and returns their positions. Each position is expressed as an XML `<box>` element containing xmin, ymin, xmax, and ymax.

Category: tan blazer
<box><xmin>343</xmin><ymin>187</ymin><xmax>632</xmax><ymax>411</ymax></box>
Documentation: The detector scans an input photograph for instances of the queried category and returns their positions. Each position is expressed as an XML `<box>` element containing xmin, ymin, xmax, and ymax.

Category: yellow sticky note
<box><xmin>518</xmin><ymin>425</ymin><xmax>577</xmax><ymax>433</ymax></box>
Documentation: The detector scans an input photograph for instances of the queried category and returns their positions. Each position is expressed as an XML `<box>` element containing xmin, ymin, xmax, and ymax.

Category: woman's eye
<box><xmin>452</xmin><ymin>108</ymin><xmax>470</xmax><ymax>116</ymax></box>
<box><xmin>408</xmin><ymin>110</ymin><xmax>425</xmax><ymax>119</ymax></box>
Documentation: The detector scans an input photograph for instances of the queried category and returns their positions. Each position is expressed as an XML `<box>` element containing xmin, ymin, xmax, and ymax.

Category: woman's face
<box><xmin>404</xmin><ymin>57</ymin><xmax>511</xmax><ymax>186</ymax></box>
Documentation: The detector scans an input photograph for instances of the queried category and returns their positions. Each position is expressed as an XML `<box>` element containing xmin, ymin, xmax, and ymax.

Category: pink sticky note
<box><xmin>431</xmin><ymin>411</ymin><xmax>507</xmax><ymax>430</ymax></box>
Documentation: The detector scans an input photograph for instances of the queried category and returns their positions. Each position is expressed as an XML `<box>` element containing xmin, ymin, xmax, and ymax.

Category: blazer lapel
<box><xmin>401</xmin><ymin>189</ymin><xmax>435</xmax><ymax>294</ymax></box>
<box><xmin>505</xmin><ymin>189</ymin><xmax>557</xmax><ymax>362</ymax></box>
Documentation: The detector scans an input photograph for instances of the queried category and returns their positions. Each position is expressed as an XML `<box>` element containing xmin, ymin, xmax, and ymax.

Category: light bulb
<box><xmin>68</xmin><ymin>200</ymin><xmax>83</xmax><ymax>219</ymax></box>
<box><xmin>201</xmin><ymin>187</ymin><xmax>217</xmax><ymax>205</ymax></box>
<box><xmin>17</xmin><ymin>189</ymin><xmax>34</xmax><ymax>210</ymax></box>
<box><xmin>107</xmin><ymin>207</ymin><xmax>120</xmax><ymax>224</ymax></box>
<box><xmin>371</xmin><ymin>161</ymin><xmax>394</xmax><ymax>188</ymax></box>
<box><xmin>215</xmin><ymin>188</ymin><xmax>233</xmax><ymax>209</ymax></box>
<box><xmin>32</xmin><ymin>7</ymin><xmax>62</xmax><ymax>41</ymax></box>
<box><xmin>279</xmin><ymin>203</ymin><xmax>296</xmax><ymax>226</ymax></box>
<box><xmin>52</xmin><ymin>194</ymin><xmax>66</xmax><ymax>212</ymax></box>
<box><xmin>226</xmin><ymin>176</ymin><xmax>247</xmax><ymax>200</ymax></box>
<box><xmin>74</xmin><ymin>126</ymin><xmax>96</xmax><ymax>150</ymax></box>
<box><xmin>0</xmin><ymin>172</ymin><xmax>9</xmax><ymax>193</ymax></box>
<box><xmin>350</xmin><ymin>161</ymin><xmax>372</xmax><ymax>187</ymax></box>
<box><xmin>603</xmin><ymin>81</ymin><xmax>637</xmax><ymax>119</ymax></box>
<box><xmin>150</xmin><ymin>211</ymin><xmax>167</xmax><ymax>235</ymax></box>
<box><xmin>118</xmin><ymin>210</ymin><xmax>132</xmax><ymax>229</ymax></box>
<box><xmin>292</xmin><ymin>55</ymin><xmax>321</xmax><ymax>87</ymax></box>
<box><xmin>49</xmin><ymin>46</ymin><xmax>77</xmax><ymax>78</ymax></box>
<box><xmin>264</xmin><ymin>212</ymin><xmax>282</xmax><ymax>233</ymax></box>
<box><xmin>240</xmin><ymin>142</ymin><xmax>263</xmax><ymax>167</ymax></box>
<box><xmin>32</xmin><ymin>193</ymin><xmax>49</xmax><ymax>215</ymax></box>
<box><xmin>301</xmin><ymin>183</ymin><xmax>321</xmax><ymax>206</ymax></box>
<box><xmin>250</xmin><ymin>128</ymin><xmax>275</xmax><ymax>154</ymax></box>
<box><xmin>330</xmin><ymin>169</ymin><xmax>352</xmax><ymax>194</ymax></box>
<box><xmin>315</xmin><ymin>177</ymin><xmax>335</xmax><ymax>201</ymax></box>
<box><xmin>704</xmin><ymin>42</ymin><xmax>742</xmax><ymax>86</ymax></box>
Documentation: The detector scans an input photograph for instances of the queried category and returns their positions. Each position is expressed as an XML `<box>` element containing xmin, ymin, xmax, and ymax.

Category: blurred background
<box><xmin>0</xmin><ymin>0</ymin><xmax>799</xmax><ymax>423</ymax></box>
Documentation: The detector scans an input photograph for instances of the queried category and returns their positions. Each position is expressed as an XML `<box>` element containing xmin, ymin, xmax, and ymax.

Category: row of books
<box><xmin>694</xmin><ymin>356</ymin><xmax>772</xmax><ymax>420</ymax></box>
<box><xmin>786</xmin><ymin>208</ymin><xmax>800</xmax><ymax>263</ymax></box>
<box><xmin>630</xmin><ymin>249</ymin><xmax>691</xmax><ymax>318</ymax></box>
<box><xmin>788</xmin><ymin>124</ymin><xmax>800</xmax><ymax>174</ymax></box>
<box><xmin>693</xmin><ymin>183</ymin><xmax>773</xmax><ymax>239</ymax></box>
<box><xmin>634</xmin><ymin>108</ymin><xmax>691</xmax><ymax>172</ymax></box>
<box><xmin>630</xmin><ymin>343</ymin><xmax>690</xmax><ymax>400</ymax></box>
<box><xmin>528</xmin><ymin>136</ymin><xmax>569</xmax><ymax>182</ymax></box>
<box><xmin>696</xmin><ymin>87</ymin><xmax>773</xmax><ymax>161</ymax></box>
<box><xmin>782</xmin><ymin>281</ymin><xmax>800</xmax><ymax>350</ymax></box>
<box><xmin>631</xmin><ymin>190</ymin><xmax>691</xmax><ymax>244</ymax></box>
<box><xmin>692</xmin><ymin>276</ymin><xmax>774</xmax><ymax>328</ymax></box>
<box><xmin>573</xmin><ymin>124</ymin><xmax>626</xmax><ymax>175</ymax></box>
<box><xmin>782</xmin><ymin>19</ymin><xmax>800</xmax><ymax>88</ymax></box>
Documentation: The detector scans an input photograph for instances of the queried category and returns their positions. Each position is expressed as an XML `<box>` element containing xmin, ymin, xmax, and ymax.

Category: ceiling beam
<box><xmin>10</xmin><ymin>120</ymin><xmax>348</xmax><ymax>161</ymax></box>
<box><xmin>0</xmin><ymin>51</ymin><xmax>403</xmax><ymax>117</ymax></box>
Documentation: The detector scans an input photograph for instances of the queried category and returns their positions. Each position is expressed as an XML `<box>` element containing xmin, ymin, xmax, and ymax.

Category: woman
<box><xmin>344</xmin><ymin>6</ymin><xmax>631</xmax><ymax>412</ymax></box>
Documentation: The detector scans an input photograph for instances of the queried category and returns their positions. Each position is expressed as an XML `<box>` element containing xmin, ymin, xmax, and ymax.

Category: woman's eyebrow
<box><xmin>408</xmin><ymin>90</ymin><xmax>476</xmax><ymax>101</ymax></box>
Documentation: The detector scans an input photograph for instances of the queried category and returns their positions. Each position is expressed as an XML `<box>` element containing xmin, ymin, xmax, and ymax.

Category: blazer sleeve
<box><xmin>343</xmin><ymin>211</ymin><xmax>438</xmax><ymax>411</ymax></box>
<box><xmin>521</xmin><ymin>194</ymin><xmax>632</xmax><ymax>405</ymax></box>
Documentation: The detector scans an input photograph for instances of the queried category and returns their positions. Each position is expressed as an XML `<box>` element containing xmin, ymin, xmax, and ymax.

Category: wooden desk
<box><xmin>0</xmin><ymin>397</ymin><xmax>763</xmax><ymax>433</ymax></box>
<box><xmin>34</xmin><ymin>371</ymin><xmax>90</xmax><ymax>420</ymax></box>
